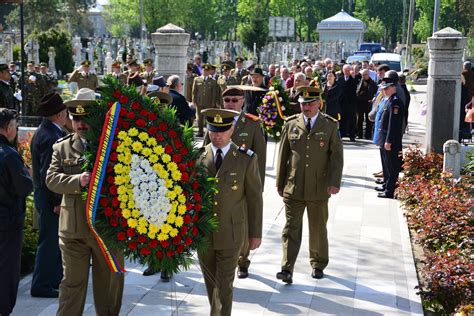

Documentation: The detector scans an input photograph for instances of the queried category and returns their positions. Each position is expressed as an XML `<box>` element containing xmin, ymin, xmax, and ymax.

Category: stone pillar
<box><xmin>151</xmin><ymin>23</ymin><xmax>190</xmax><ymax>90</ymax></box>
<box><xmin>425</xmin><ymin>27</ymin><xmax>467</xmax><ymax>153</ymax></box>
<box><xmin>442</xmin><ymin>140</ymin><xmax>462</xmax><ymax>178</ymax></box>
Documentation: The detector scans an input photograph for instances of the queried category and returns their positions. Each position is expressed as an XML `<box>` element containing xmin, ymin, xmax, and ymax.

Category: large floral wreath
<box><xmin>83</xmin><ymin>77</ymin><xmax>217</xmax><ymax>274</ymax></box>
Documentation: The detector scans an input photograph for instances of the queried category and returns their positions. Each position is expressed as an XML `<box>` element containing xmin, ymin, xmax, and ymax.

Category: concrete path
<box><xmin>13</xmin><ymin>92</ymin><xmax>426</xmax><ymax>315</ymax></box>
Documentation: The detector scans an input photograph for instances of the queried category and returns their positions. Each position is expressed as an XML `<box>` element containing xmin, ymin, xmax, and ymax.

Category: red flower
<box><xmin>115</xmin><ymin>209</ymin><xmax>122</xmax><ymax>217</ymax></box>
<box><xmin>117</xmin><ymin>232</ymin><xmax>126</xmax><ymax>241</ymax></box>
<box><xmin>176</xmin><ymin>245</ymin><xmax>184</xmax><ymax>253</ymax></box>
<box><xmin>119</xmin><ymin>107</ymin><xmax>128</xmax><ymax>117</ymax></box>
<box><xmin>119</xmin><ymin>95</ymin><xmax>129</xmax><ymax>104</ymax></box>
<box><xmin>108</xmin><ymin>101</ymin><xmax>114</xmax><ymax>108</ymax></box>
<box><xmin>140</xmin><ymin>247</ymin><xmax>151</xmax><ymax>256</ymax></box>
<box><xmin>137</xmin><ymin>235</ymin><xmax>147</xmax><ymax>243</ymax></box>
<box><xmin>180</xmin><ymin>147</ymin><xmax>188</xmax><ymax>155</ymax></box>
<box><xmin>127</xmin><ymin>228</ymin><xmax>135</xmax><ymax>237</ymax></box>
<box><xmin>148</xmin><ymin>113</ymin><xmax>158</xmax><ymax>121</ymax></box>
<box><xmin>110</xmin><ymin>218</ymin><xmax>118</xmax><ymax>227</ymax></box>
<box><xmin>181</xmin><ymin>172</ymin><xmax>189</xmax><ymax>182</ymax></box>
<box><xmin>127</xmin><ymin>112</ymin><xmax>136</xmax><ymax>119</ymax></box>
<box><xmin>195</xmin><ymin>204</ymin><xmax>201</xmax><ymax>212</ymax></box>
<box><xmin>104</xmin><ymin>207</ymin><xmax>113</xmax><ymax>217</ymax></box>
<box><xmin>185</xmin><ymin>237</ymin><xmax>192</xmax><ymax>246</ymax></box>
<box><xmin>110</xmin><ymin>152</ymin><xmax>118</xmax><ymax>162</ymax></box>
<box><xmin>148</xmin><ymin>239</ymin><xmax>158</xmax><ymax>249</ymax></box>
<box><xmin>121</xmin><ymin>218</ymin><xmax>127</xmax><ymax>227</ymax></box>
<box><xmin>173</xmin><ymin>139</ymin><xmax>183</xmax><ymax>149</ymax></box>
<box><xmin>109</xmin><ymin>185</ymin><xmax>118</xmax><ymax>195</ymax></box>
<box><xmin>112</xmin><ymin>197</ymin><xmax>119</xmax><ymax>207</ymax></box>
<box><xmin>128</xmin><ymin>241</ymin><xmax>137</xmax><ymax>250</ymax></box>
<box><xmin>164</xmin><ymin>145</ymin><xmax>173</xmax><ymax>154</ymax></box>
<box><xmin>100</xmin><ymin>187</ymin><xmax>106</xmax><ymax>194</ymax></box>
<box><xmin>172</xmin><ymin>154</ymin><xmax>182</xmax><ymax>163</ymax></box>
<box><xmin>100</xmin><ymin>198</ymin><xmax>108</xmax><ymax>207</ymax></box>
<box><xmin>193</xmin><ymin>192</ymin><xmax>201</xmax><ymax>201</ymax></box>
<box><xmin>155</xmin><ymin>134</ymin><xmax>164</xmax><ymax>142</ymax></box>
<box><xmin>192</xmin><ymin>226</ymin><xmax>198</xmax><ymax>236</ymax></box>
<box><xmin>178</xmin><ymin>164</ymin><xmax>187</xmax><ymax>172</ymax></box>
<box><xmin>192</xmin><ymin>214</ymin><xmax>200</xmax><ymax>222</ymax></box>
<box><xmin>183</xmin><ymin>214</ymin><xmax>191</xmax><ymax>224</ymax></box>
<box><xmin>112</xmin><ymin>90</ymin><xmax>121</xmax><ymax>99</ymax></box>
<box><xmin>106</xmin><ymin>165</ymin><xmax>113</xmax><ymax>173</ymax></box>
<box><xmin>186</xmin><ymin>203</ymin><xmax>192</xmax><ymax>210</ymax></box>
<box><xmin>156</xmin><ymin>250</ymin><xmax>163</xmax><ymax>259</ymax></box>
<box><xmin>131</xmin><ymin>101</ymin><xmax>141</xmax><ymax>110</ymax></box>
<box><xmin>112</xmin><ymin>141</ymin><xmax>118</xmax><ymax>149</ymax></box>
<box><xmin>166</xmin><ymin>250</ymin><xmax>174</xmax><ymax>257</ymax></box>
<box><xmin>136</xmin><ymin>119</ymin><xmax>146</xmax><ymax>127</ymax></box>
<box><xmin>168</xmin><ymin>130</ymin><xmax>177</xmax><ymax>139</ymax></box>
<box><xmin>139</xmin><ymin>109</ymin><xmax>148</xmax><ymax>117</ymax></box>
<box><xmin>121</xmin><ymin>121</ymin><xmax>130</xmax><ymax>129</ymax></box>
<box><xmin>180</xmin><ymin>226</ymin><xmax>188</xmax><ymax>236</ymax></box>
<box><xmin>160</xmin><ymin>240</ymin><xmax>169</xmax><ymax>248</ymax></box>
<box><xmin>148</xmin><ymin>126</ymin><xmax>157</xmax><ymax>135</ymax></box>
<box><xmin>107</xmin><ymin>176</ymin><xmax>115</xmax><ymax>184</ymax></box>
<box><xmin>173</xmin><ymin>236</ymin><xmax>181</xmax><ymax>245</ymax></box>
<box><xmin>158</xmin><ymin>122</ymin><xmax>168</xmax><ymax>131</ymax></box>
<box><xmin>187</xmin><ymin>160</ymin><xmax>195</xmax><ymax>168</ymax></box>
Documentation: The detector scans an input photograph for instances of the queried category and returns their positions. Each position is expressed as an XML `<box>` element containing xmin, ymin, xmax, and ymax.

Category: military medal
<box><xmin>320</xmin><ymin>140</ymin><xmax>325</xmax><ymax>147</ymax></box>
<box><xmin>232</xmin><ymin>179</ymin><xmax>238</xmax><ymax>191</ymax></box>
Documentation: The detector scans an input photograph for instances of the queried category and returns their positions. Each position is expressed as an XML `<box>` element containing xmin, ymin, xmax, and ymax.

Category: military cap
<box><xmin>221</xmin><ymin>64</ymin><xmax>232</xmax><ymax>71</ymax></box>
<box><xmin>38</xmin><ymin>93</ymin><xmax>66</xmax><ymax>117</ymax></box>
<box><xmin>222</xmin><ymin>87</ymin><xmax>244</xmax><ymax>97</ymax></box>
<box><xmin>250</xmin><ymin>67</ymin><xmax>264</xmax><ymax>76</ymax></box>
<box><xmin>152</xmin><ymin>76</ymin><xmax>167</xmax><ymax>88</ymax></box>
<box><xmin>202</xmin><ymin>64</ymin><xmax>212</xmax><ymax>71</ymax></box>
<box><xmin>143</xmin><ymin>58</ymin><xmax>153</xmax><ymax>66</ymax></box>
<box><xmin>81</xmin><ymin>60</ymin><xmax>91</xmax><ymax>66</ymax></box>
<box><xmin>27</xmin><ymin>61</ymin><xmax>34</xmax><ymax>65</ymax></box>
<box><xmin>297</xmin><ymin>86</ymin><xmax>321</xmax><ymax>103</ymax></box>
<box><xmin>112</xmin><ymin>61</ymin><xmax>121</xmax><ymax>68</ymax></box>
<box><xmin>377</xmin><ymin>64</ymin><xmax>390</xmax><ymax>72</ymax></box>
<box><xmin>147</xmin><ymin>91</ymin><xmax>172</xmax><ymax>105</ymax></box>
<box><xmin>0</xmin><ymin>64</ymin><xmax>8</xmax><ymax>72</ymax></box>
<box><xmin>39</xmin><ymin>62</ymin><xmax>48</xmax><ymax>67</ymax></box>
<box><xmin>128</xmin><ymin>72</ymin><xmax>145</xmax><ymax>87</ymax></box>
<box><xmin>128</xmin><ymin>59</ymin><xmax>138</xmax><ymax>67</ymax></box>
<box><xmin>0</xmin><ymin>108</ymin><xmax>18</xmax><ymax>127</ymax></box>
<box><xmin>235</xmin><ymin>57</ymin><xmax>245</xmax><ymax>62</ymax></box>
<box><xmin>64</xmin><ymin>88</ymin><xmax>97</xmax><ymax>116</ymax></box>
<box><xmin>202</xmin><ymin>108</ymin><xmax>239</xmax><ymax>132</ymax></box>
<box><xmin>187</xmin><ymin>62</ymin><xmax>194</xmax><ymax>71</ymax></box>
<box><xmin>9</xmin><ymin>61</ymin><xmax>16</xmax><ymax>66</ymax></box>
<box><xmin>378</xmin><ymin>77</ymin><xmax>397</xmax><ymax>89</ymax></box>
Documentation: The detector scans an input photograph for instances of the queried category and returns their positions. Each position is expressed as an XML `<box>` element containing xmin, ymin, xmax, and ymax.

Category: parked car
<box><xmin>370</xmin><ymin>53</ymin><xmax>403</xmax><ymax>72</ymax></box>
<box><xmin>359</xmin><ymin>43</ymin><xmax>385</xmax><ymax>55</ymax></box>
<box><xmin>347</xmin><ymin>55</ymin><xmax>369</xmax><ymax>64</ymax></box>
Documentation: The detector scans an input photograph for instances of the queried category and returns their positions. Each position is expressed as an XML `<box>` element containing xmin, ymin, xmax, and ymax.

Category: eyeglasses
<box><xmin>223</xmin><ymin>98</ymin><xmax>242</xmax><ymax>103</ymax></box>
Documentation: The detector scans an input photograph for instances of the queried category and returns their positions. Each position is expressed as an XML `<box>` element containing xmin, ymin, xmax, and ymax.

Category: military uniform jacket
<box><xmin>277</xmin><ymin>113</ymin><xmax>343</xmax><ymax>201</ymax></box>
<box><xmin>46</xmin><ymin>133</ymin><xmax>91</xmax><ymax>239</ymax></box>
<box><xmin>69</xmin><ymin>70</ymin><xmax>98</xmax><ymax>91</ymax></box>
<box><xmin>141</xmin><ymin>70</ymin><xmax>157</xmax><ymax>85</ymax></box>
<box><xmin>185</xmin><ymin>73</ymin><xmax>197</xmax><ymax>101</ymax></box>
<box><xmin>203</xmin><ymin>112</ymin><xmax>266</xmax><ymax>187</ymax></box>
<box><xmin>199</xmin><ymin>143</ymin><xmax>263</xmax><ymax>250</ymax></box>
<box><xmin>217</xmin><ymin>75</ymin><xmax>239</xmax><ymax>92</ymax></box>
<box><xmin>192</xmin><ymin>75</ymin><xmax>220</xmax><ymax>109</ymax></box>
<box><xmin>0</xmin><ymin>80</ymin><xmax>16</xmax><ymax>110</ymax></box>
<box><xmin>376</xmin><ymin>95</ymin><xmax>404</xmax><ymax>149</ymax></box>
<box><xmin>230</xmin><ymin>68</ymin><xmax>249</xmax><ymax>84</ymax></box>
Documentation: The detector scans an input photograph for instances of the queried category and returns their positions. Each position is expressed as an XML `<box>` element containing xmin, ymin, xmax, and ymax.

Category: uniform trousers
<box><xmin>341</xmin><ymin>103</ymin><xmax>357</xmax><ymax>139</ymax></box>
<box><xmin>198</xmin><ymin>244</ymin><xmax>241</xmax><ymax>316</ymax></box>
<box><xmin>0</xmin><ymin>230</ymin><xmax>22</xmax><ymax>315</ymax></box>
<box><xmin>196</xmin><ymin>105</ymin><xmax>206</xmax><ymax>134</ymax></box>
<box><xmin>281</xmin><ymin>198</ymin><xmax>329</xmax><ymax>273</ymax></box>
<box><xmin>381</xmin><ymin>147</ymin><xmax>402</xmax><ymax>197</ymax></box>
<box><xmin>58</xmin><ymin>237</ymin><xmax>124</xmax><ymax>316</ymax></box>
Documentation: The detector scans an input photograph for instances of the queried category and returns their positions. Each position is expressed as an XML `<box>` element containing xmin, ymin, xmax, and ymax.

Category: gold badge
<box><xmin>232</xmin><ymin>184</ymin><xmax>238</xmax><ymax>191</ymax></box>
<box><xmin>393</xmin><ymin>107</ymin><xmax>399</xmax><ymax>114</ymax></box>
<box><xmin>303</xmin><ymin>90</ymin><xmax>309</xmax><ymax>97</ymax></box>
<box><xmin>76</xmin><ymin>105</ymin><xmax>85</xmax><ymax>114</ymax></box>
<box><xmin>214</xmin><ymin>114</ymin><xmax>223</xmax><ymax>123</ymax></box>
<box><xmin>320</xmin><ymin>140</ymin><xmax>325</xmax><ymax>147</ymax></box>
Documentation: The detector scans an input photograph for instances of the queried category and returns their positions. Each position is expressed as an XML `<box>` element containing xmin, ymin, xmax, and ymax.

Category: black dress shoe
<box><xmin>31</xmin><ymin>289</ymin><xmax>59</xmax><ymax>298</ymax></box>
<box><xmin>374</xmin><ymin>186</ymin><xmax>385</xmax><ymax>192</ymax></box>
<box><xmin>160</xmin><ymin>271</ymin><xmax>171</xmax><ymax>282</ymax></box>
<box><xmin>237</xmin><ymin>267</ymin><xmax>248</xmax><ymax>279</ymax></box>
<box><xmin>375</xmin><ymin>179</ymin><xmax>385</xmax><ymax>185</ymax></box>
<box><xmin>377</xmin><ymin>192</ymin><xmax>394</xmax><ymax>199</ymax></box>
<box><xmin>143</xmin><ymin>267</ymin><xmax>159</xmax><ymax>276</ymax></box>
<box><xmin>276</xmin><ymin>270</ymin><xmax>293</xmax><ymax>284</ymax></box>
<box><xmin>311</xmin><ymin>268</ymin><xmax>324</xmax><ymax>279</ymax></box>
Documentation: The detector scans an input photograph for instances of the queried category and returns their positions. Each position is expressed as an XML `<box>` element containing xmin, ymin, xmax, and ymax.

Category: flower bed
<box><xmin>396</xmin><ymin>146</ymin><xmax>473</xmax><ymax>314</ymax></box>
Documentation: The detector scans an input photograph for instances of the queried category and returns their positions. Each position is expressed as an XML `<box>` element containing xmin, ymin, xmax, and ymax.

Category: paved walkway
<box><xmin>13</xmin><ymin>87</ymin><xmax>427</xmax><ymax>315</ymax></box>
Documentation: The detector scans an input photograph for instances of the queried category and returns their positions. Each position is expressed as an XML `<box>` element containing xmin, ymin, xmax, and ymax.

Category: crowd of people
<box><xmin>0</xmin><ymin>50</ymin><xmax>418</xmax><ymax>316</ymax></box>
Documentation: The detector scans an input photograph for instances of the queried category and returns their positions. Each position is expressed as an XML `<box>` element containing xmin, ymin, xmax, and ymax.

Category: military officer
<box><xmin>217</xmin><ymin>64</ymin><xmax>239</xmax><ymax>93</ymax></box>
<box><xmin>9</xmin><ymin>62</ymin><xmax>19</xmax><ymax>91</ymax></box>
<box><xmin>111</xmin><ymin>61</ymin><xmax>127</xmax><ymax>85</ymax></box>
<box><xmin>276</xmin><ymin>86</ymin><xmax>343</xmax><ymax>284</ymax></box>
<box><xmin>68</xmin><ymin>60</ymin><xmax>98</xmax><ymax>91</ymax></box>
<box><xmin>374</xmin><ymin>76</ymin><xmax>404</xmax><ymax>199</ymax></box>
<box><xmin>185</xmin><ymin>62</ymin><xmax>197</xmax><ymax>102</ymax></box>
<box><xmin>46</xmin><ymin>88</ymin><xmax>124</xmax><ymax>315</ymax></box>
<box><xmin>39</xmin><ymin>62</ymin><xmax>58</xmax><ymax>94</ymax></box>
<box><xmin>198</xmin><ymin>108</ymin><xmax>263</xmax><ymax>316</ymax></box>
<box><xmin>192</xmin><ymin>64</ymin><xmax>220</xmax><ymax>136</ymax></box>
<box><xmin>230</xmin><ymin>57</ymin><xmax>249</xmax><ymax>84</ymax></box>
<box><xmin>0</xmin><ymin>64</ymin><xmax>17</xmax><ymax>110</ymax></box>
<box><xmin>141</xmin><ymin>58</ymin><xmax>156</xmax><ymax>84</ymax></box>
<box><xmin>21</xmin><ymin>61</ymin><xmax>48</xmax><ymax>118</ymax></box>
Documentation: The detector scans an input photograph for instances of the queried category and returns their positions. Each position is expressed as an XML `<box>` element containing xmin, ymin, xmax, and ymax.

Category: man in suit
<box><xmin>141</xmin><ymin>58</ymin><xmax>157</xmax><ymax>85</ymax></box>
<box><xmin>68</xmin><ymin>60</ymin><xmax>98</xmax><ymax>91</ymax></box>
<box><xmin>337</xmin><ymin>64</ymin><xmax>358</xmax><ymax>141</ymax></box>
<box><xmin>287</xmin><ymin>72</ymin><xmax>306</xmax><ymax>113</ymax></box>
<box><xmin>192</xmin><ymin>64</ymin><xmax>220</xmax><ymax>136</ymax></box>
<box><xmin>243</xmin><ymin>67</ymin><xmax>267</xmax><ymax>116</ymax></box>
<box><xmin>0</xmin><ymin>64</ymin><xmax>17</xmax><ymax>110</ymax></box>
<box><xmin>30</xmin><ymin>93</ymin><xmax>68</xmax><ymax>298</ymax></box>
<box><xmin>168</xmin><ymin>75</ymin><xmax>196</xmax><ymax>126</ymax></box>
<box><xmin>0</xmin><ymin>108</ymin><xmax>33</xmax><ymax>316</ymax></box>
<box><xmin>192</xmin><ymin>54</ymin><xmax>203</xmax><ymax>76</ymax></box>
<box><xmin>230</xmin><ymin>57</ymin><xmax>249</xmax><ymax>84</ymax></box>
<box><xmin>46</xmin><ymin>88</ymin><xmax>124</xmax><ymax>315</ymax></box>
<box><xmin>276</xmin><ymin>87</ymin><xmax>343</xmax><ymax>284</ymax></box>
<box><xmin>198</xmin><ymin>108</ymin><xmax>263</xmax><ymax>316</ymax></box>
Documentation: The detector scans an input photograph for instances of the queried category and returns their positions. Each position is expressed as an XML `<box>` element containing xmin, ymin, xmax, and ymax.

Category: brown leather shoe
<box><xmin>311</xmin><ymin>268</ymin><xmax>324</xmax><ymax>279</ymax></box>
<box><xmin>237</xmin><ymin>267</ymin><xmax>248</xmax><ymax>279</ymax></box>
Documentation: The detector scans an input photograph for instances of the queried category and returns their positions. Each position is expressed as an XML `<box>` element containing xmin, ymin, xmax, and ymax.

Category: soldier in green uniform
<box><xmin>185</xmin><ymin>62</ymin><xmax>197</xmax><ymax>102</ymax></box>
<box><xmin>230</xmin><ymin>57</ymin><xmax>249</xmax><ymax>84</ymax></box>
<box><xmin>217</xmin><ymin>64</ymin><xmax>239</xmax><ymax>93</ymax></box>
<box><xmin>39</xmin><ymin>62</ymin><xmax>58</xmax><ymax>94</ymax></box>
<box><xmin>111</xmin><ymin>61</ymin><xmax>128</xmax><ymax>85</ymax></box>
<box><xmin>21</xmin><ymin>61</ymin><xmax>48</xmax><ymax>118</ymax></box>
<box><xmin>141</xmin><ymin>58</ymin><xmax>156</xmax><ymax>85</ymax></box>
<box><xmin>276</xmin><ymin>86</ymin><xmax>343</xmax><ymax>284</ymax></box>
<box><xmin>46</xmin><ymin>88</ymin><xmax>124</xmax><ymax>315</ymax></box>
<box><xmin>68</xmin><ymin>60</ymin><xmax>98</xmax><ymax>91</ymax></box>
<box><xmin>0</xmin><ymin>64</ymin><xmax>17</xmax><ymax>110</ymax></box>
<box><xmin>198</xmin><ymin>108</ymin><xmax>263</xmax><ymax>316</ymax></box>
<box><xmin>192</xmin><ymin>64</ymin><xmax>220</xmax><ymax>136</ymax></box>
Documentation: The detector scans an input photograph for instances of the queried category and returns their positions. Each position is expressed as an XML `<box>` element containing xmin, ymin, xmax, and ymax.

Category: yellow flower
<box><xmin>169</xmin><ymin>228</ymin><xmax>178</xmax><ymax>237</ymax></box>
<box><xmin>122</xmin><ymin>154</ymin><xmax>132</xmax><ymax>165</ymax></box>
<box><xmin>138</xmin><ymin>217</ymin><xmax>148</xmax><ymax>227</ymax></box>
<box><xmin>164</xmin><ymin>179</ymin><xmax>173</xmax><ymax>188</ymax></box>
<box><xmin>158</xmin><ymin>169</ymin><xmax>169</xmax><ymax>179</ymax></box>
<box><xmin>262</xmin><ymin>98</ymin><xmax>268</xmax><ymax>104</ymax></box>
<box><xmin>120</xmin><ymin>202</ymin><xmax>127</xmax><ymax>209</ymax></box>
<box><xmin>177</xmin><ymin>194</ymin><xmax>186</xmax><ymax>204</ymax></box>
<box><xmin>137</xmin><ymin>225</ymin><xmax>147</xmax><ymax>235</ymax></box>
<box><xmin>147</xmin><ymin>138</ymin><xmax>157</xmax><ymax>147</ymax></box>
<box><xmin>177</xmin><ymin>204</ymin><xmax>186</xmax><ymax>215</ymax></box>
<box><xmin>166</xmin><ymin>191</ymin><xmax>177</xmax><ymax>200</ymax></box>
<box><xmin>116</xmin><ymin>144</ymin><xmax>126</xmax><ymax>153</ymax></box>
<box><xmin>115</xmin><ymin>176</ymin><xmax>125</xmax><ymax>185</ymax></box>
<box><xmin>175</xmin><ymin>216</ymin><xmax>184</xmax><ymax>227</ymax></box>
<box><xmin>149</xmin><ymin>155</ymin><xmax>158</xmax><ymax>163</ymax></box>
<box><xmin>138</xmin><ymin>132</ymin><xmax>149</xmax><ymax>142</ymax></box>
<box><xmin>141</xmin><ymin>147</ymin><xmax>152</xmax><ymax>157</ymax></box>
<box><xmin>174</xmin><ymin>186</ymin><xmax>183</xmax><ymax>195</ymax></box>
<box><xmin>118</xmin><ymin>194</ymin><xmax>128</xmax><ymax>202</ymax></box>
<box><xmin>122</xmin><ymin>209</ymin><xmax>131</xmax><ymax>219</ymax></box>
<box><xmin>114</xmin><ymin>164</ymin><xmax>124</xmax><ymax>174</ymax></box>
<box><xmin>161</xmin><ymin>224</ymin><xmax>171</xmax><ymax>234</ymax></box>
<box><xmin>167</xmin><ymin>162</ymin><xmax>178</xmax><ymax>172</ymax></box>
<box><xmin>118</xmin><ymin>131</ymin><xmax>128</xmax><ymax>140</ymax></box>
<box><xmin>166</xmin><ymin>213</ymin><xmax>176</xmax><ymax>224</ymax></box>
<box><xmin>132</xmin><ymin>142</ymin><xmax>143</xmax><ymax>153</ymax></box>
<box><xmin>128</xmin><ymin>128</ymin><xmax>139</xmax><ymax>137</ymax></box>
<box><xmin>132</xmin><ymin>209</ymin><xmax>140</xmax><ymax>218</ymax></box>
<box><xmin>124</xmin><ymin>137</ymin><xmax>133</xmax><ymax>146</ymax></box>
<box><xmin>147</xmin><ymin>231</ymin><xmax>156</xmax><ymax>239</ymax></box>
<box><xmin>153</xmin><ymin>145</ymin><xmax>164</xmax><ymax>155</ymax></box>
<box><xmin>171</xmin><ymin>170</ymin><xmax>182</xmax><ymax>181</ymax></box>
<box><xmin>149</xmin><ymin>224</ymin><xmax>158</xmax><ymax>234</ymax></box>
<box><xmin>127</xmin><ymin>200</ymin><xmax>135</xmax><ymax>209</ymax></box>
<box><xmin>118</xmin><ymin>185</ymin><xmax>128</xmax><ymax>195</ymax></box>
<box><xmin>127</xmin><ymin>218</ymin><xmax>138</xmax><ymax>228</ymax></box>
<box><xmin>161</xmin><ymin>154</ymin><xmax>171</xmax><ymax>163</ymax></box>
<box><xmin>170</xmin><ymin>202</ymin><xmax>177</xmax><ymax>213</ymax></box>
<box><xmin>157</xmin><ymin>233</ymin><xmax>168</xmax><ymax>241</ymax></box>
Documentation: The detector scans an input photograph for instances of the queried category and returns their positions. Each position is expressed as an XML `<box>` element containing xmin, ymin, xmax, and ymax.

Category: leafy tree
<box><xmin>238</xmin><ymin>12</ymin><xmax>269</xmax><ymax>59</ymax></box>
<box><xmin>34</xmin><ymin>28</ymin><xmax>74</xmax><ymax>75</ymax></box>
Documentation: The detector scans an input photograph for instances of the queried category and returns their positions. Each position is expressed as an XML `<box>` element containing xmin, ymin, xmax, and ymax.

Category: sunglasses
<box><xmin>223</xmin><ymin>98</ymin><xmax>242</xmax><ymax>103</ymax></box>
<box><xmin>71</xmin><ymin>116</ymin><xmax>85</xmax><ymax>122</ymax></box>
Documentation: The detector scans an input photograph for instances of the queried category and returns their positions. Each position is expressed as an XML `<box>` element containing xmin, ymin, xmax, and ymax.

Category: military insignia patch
<box><xmin>214</xmin><ymin>114</ymin><xmax>223</xmax><ymax>123</ymax></box>
<box><xmin>393</xmin><ymin>107</ymin><xmax>399</xmax><ymax>114</ymax></box>
<box><xmin>77</xmin><ymin>105</ymin><xmax>85</xmax><ymax>114</ymax></box>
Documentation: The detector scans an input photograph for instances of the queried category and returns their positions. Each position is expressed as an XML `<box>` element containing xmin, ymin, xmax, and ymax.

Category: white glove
<box><xmin>14</xmin><ymin>91</ymin><xmax>22</xmax><ymax>101</ymax></box>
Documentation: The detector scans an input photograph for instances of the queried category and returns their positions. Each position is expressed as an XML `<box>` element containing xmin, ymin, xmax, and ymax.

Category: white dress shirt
<box><xmin>211</xmin><ymin>143</ymin><xmax>231</xmax><ymax>163</ymax></box>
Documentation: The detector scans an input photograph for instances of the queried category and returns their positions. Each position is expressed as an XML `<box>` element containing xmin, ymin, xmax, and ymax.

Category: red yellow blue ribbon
<box><xmin>86</xmin><ymin>102</ymin><xmax>125</xmax><ymax>274</ymax></box>
<box><xmin>271</xmin><ymin>90</ymin><xmax>286</xmax><ymax>120</ymax></box>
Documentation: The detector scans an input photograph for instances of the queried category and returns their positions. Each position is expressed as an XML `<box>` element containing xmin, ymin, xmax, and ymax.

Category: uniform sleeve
<box><xmin>253</xmin><ymin>125</ymin><xmax>267</xmax><ymax>189</ymax></box>
<box><xmin>245</xmin><ymin>155</ymin><xmax>263</xmax><ymax>239</ymax></box>
<box><xmin>38</xmin><ymin>135</ymin><xmax>64</xmax><ymax>206</ymax></box>
<box><xmin>203</xmin><ymin>132</ymin><xmax>211</xmax><ymax>146</ymax></box>
<box><xmin>46</xmin><ymin>146</ymin><xmax>82</xmax><ymax>195</ymax></box>
<box><xmin>68</xmin><ymin>69</ymin><xmax>79</xmax><ymax>83</ymax></box>
<box><xmin>276</xmin><ymin>123</ymin><xmax>290</xmax><ymax>191</ymax></box>
<box><xmin>327</xmin><ymin>123</ymin><xmax>344</xmax><ymax>188</ymax></box>
<box><xmin>385</xmin><ymin>100</ymin><xmax>403</xmax><ymax>145</ymax></box>
<box><xmin>6</xmin><ymin>153</ymin><xmax>33</xmax><ymax>198</ymax></box>
<box><xmin>191</xmin><ymin>79</ymin><xmax>198</xmax><ymax>105</ymax></box>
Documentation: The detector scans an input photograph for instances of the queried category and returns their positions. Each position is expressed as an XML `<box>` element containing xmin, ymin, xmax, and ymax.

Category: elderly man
<box><xmin>276</xmin><ymin>86</ymin><xmax>343</xmax><ymax>284</ymax></box>
<box><xmin>356</xmin><ymin>69</ymin><xmax>377</xmax><ymax>139</ymax></box>
<box><xmin>287</xmin><ymin>72</ymin><xmax>307</xmax><ymax>113</ymax></box>
<box><xmin>168</xmin><ymin>75</ymin><xmax>196</xmax><ymax>127</ymax></box>
<box><xmin>243</xmin><ymin>67</ymin><xmax>267</xmax><ymax>115</ymax></box>
<box><xmin>338</xmin><ymin>64</ymin><xmax>358</xmax><ymax>141</ymax></box>
<box><xmin>192</xmin><ymin>54</ymin><xmax>203</xmax><ymax>76</ymax></box>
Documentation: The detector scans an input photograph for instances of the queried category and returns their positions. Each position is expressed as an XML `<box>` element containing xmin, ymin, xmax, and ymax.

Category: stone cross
<box><xmin>105</xmin><ymin>51</ymin><xmax>113</xmax><ymax>74</ymax></box>
<box><xmin>443</xmin><ymin>140</ymin><xmax>462</xmax><ymax>178</ymax></box>
<box><xmin>48</xmin><ymin>47</ymin><xmax>56</xmax><ymax>74</ymax></box>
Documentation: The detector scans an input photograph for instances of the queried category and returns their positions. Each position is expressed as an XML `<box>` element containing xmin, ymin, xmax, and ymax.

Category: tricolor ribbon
<box><xmin>86</xmin><ymin>102</ymin><xmax>125</xmax><ymax>274</ymax></box>
<box><xmin>271</xmin><ymin>90</ymin><xmax>286</xmax><ymax>120</ymax></box>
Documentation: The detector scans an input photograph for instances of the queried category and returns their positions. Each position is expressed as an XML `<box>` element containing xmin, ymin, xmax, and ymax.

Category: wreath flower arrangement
<box><xmin>83</xmin><ymin>77</ymin><xmax>217</xmax><ymax>274</ymax></box>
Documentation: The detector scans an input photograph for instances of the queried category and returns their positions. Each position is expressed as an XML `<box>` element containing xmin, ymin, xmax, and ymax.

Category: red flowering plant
<box><xmin>82</xmin><ymin>76</ymin><xmax>217</xmax><ymax>274</ymax></box>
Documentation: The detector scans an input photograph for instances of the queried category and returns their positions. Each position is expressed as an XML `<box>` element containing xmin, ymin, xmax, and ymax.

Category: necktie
<box><xmin>215</xmin><ymin>149</ymin><xmax>223</xmax><ymax>171</ymax></box>
<box><xmin>306</xmin><ymin>118</ymin><xmax>312</xmax><ymax>132</ymax></box>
